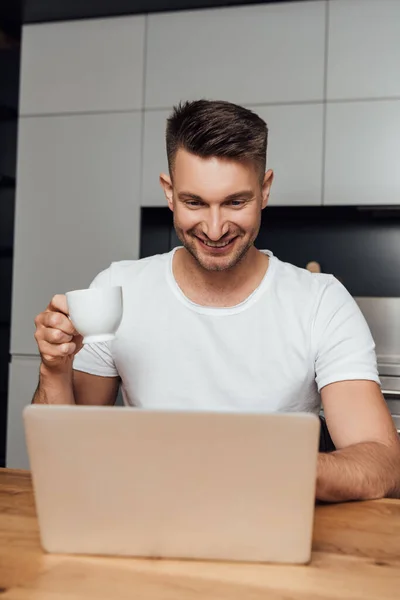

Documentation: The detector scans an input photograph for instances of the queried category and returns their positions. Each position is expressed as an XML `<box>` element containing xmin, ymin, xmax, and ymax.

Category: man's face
<box><xmin>160</xmin><ymin>149</ymin><xmax>273</xmax><ymax>272</ymax></box>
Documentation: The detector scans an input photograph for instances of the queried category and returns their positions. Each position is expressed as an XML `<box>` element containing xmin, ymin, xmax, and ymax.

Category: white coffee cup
<box><xmin>66</xmin><ymin>286</ymin><xmax>123</xmax><ymax>344</ymax></box>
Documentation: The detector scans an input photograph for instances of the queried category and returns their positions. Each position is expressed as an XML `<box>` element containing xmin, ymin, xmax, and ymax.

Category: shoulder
<box><xmin>270</xmin><ymin>252</ymin><xmax>338</xmax><ymax>301</ymax></box>
<box><xmin>268</xmin><ymin>252</ymin><xmax>357</xmax><ymax>324</ymax></box>
<box><xmin>89</xmin><ymin>252</ymin><xmax>172</xmax><ymax>288</ymax></box>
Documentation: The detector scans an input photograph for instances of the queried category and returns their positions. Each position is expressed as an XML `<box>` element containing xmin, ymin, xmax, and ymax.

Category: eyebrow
<box><xmin>178</xmin><ymin>191</ymin><xmax>254</xmax><ymax>202</ymax></box>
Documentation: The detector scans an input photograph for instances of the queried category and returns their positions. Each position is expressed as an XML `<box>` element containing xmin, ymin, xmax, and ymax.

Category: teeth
<box><xmin>202</xmin><ymin>239</ymin><xmax>231</xmax><ymax>248</ymax></box>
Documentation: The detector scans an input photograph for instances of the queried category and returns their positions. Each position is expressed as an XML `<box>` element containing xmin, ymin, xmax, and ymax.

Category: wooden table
<box><xmin>1</xmin><ymin>469</ymin><xmax>399</xmax><ymax>599</ymax></box>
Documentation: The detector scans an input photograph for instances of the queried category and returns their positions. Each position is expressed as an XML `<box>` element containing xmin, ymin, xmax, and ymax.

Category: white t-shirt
<box><xmin>73</xmin><ymin>249</ymin><xmax>380</xmax><ymax>413</ymax></box>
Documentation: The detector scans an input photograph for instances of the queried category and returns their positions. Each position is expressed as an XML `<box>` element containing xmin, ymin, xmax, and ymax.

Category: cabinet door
<box><xmin>327</xmin><ymin>0</ymin><xmax>400</xmax><ymax>100</ymax></box>
<box><xmin>324</xmin><ymin>100</ymin><xmax>400</xmax><ymax>206</ymax></box>
<box><xmin>145</xmin><ymin>2</ymin><xmax>326</xmax><ymax>109</ymax></box>
<box><xmin>255</xmin><ymin>104</ymin><xmax>324</xmax><ymax>206</ymax></box>
<box><xmin>141</xmin><ymin>104</ymin><xmax>323</xmax><ymax>207</ymax></box>
<box><xmin>11</xmin><ymin>112</ymin><xmax>142</xmax><ymax>355</ymax></box>
<box><xmin>141</xmin><ymin>109</ymin><xmax>170</xmax><ymax>207</ymax></box>
<box><xmin>20</xmin><ymin>16</ymin><xmax>145</xmax><ymax>115</ymax></box>
<box><xmin>6</xmin><ymin>356</ymin><xmax>41</xmax><ymax>470</ymax></box>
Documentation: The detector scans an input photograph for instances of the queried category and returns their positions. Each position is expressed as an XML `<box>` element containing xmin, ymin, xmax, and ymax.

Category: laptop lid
<box><xmin>23</xmin><ymin>405</ymin><xmax>319</xmax><ymax>564</ymax></box>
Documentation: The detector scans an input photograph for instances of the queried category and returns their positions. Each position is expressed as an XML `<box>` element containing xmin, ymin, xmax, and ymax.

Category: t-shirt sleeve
<box><xmin>72</xmin><ymin>267</ymin><xmax>119</xmax><ymax>378</ymax></box>
<box><xmin>312</xmin><ymin>276</ymin><xmax>380</xmax><ymax>392</ymax></box>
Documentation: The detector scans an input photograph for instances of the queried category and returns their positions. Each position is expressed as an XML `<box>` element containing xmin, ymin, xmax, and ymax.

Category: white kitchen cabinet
<box><xmin>255</xmin><ymin>104</ymin><xmax>324</xmax><ymax>206</ymax></box>
<box><xmin>327</xmin><ymin>0</ymin><xmax>400</xmax><ymax>100</ymax></box>
<box><xmin>145</xmin><ymin>2</ymin><xmax>326</xmax><ymax>109</ymax></box>
<box><xmin>11</xmin><ymin>112</ymin><xmax>142</xmax><ymax>356</ymax></box>
<box><xmin>6</xmin><ymin>354</ymin><xmax>123</xmax><ymax>469</ymax></box>
<box><xmin>324</xmin><ymin>100</ymin><xmax>400</xmax><ymax>206</ymax></box>
<box><xmin>141</xmin><ymin>104</ymin><xmax>324</xmax><ymax>207</ymax></box>
<box><xmin>20</xmin><ymin>16</ymin><xmax>145</xmax><ymax>115</ymax></box>
<box><xmin>6</xmin><ymin>356</ymin><xmax>41</xmax><ymax>469</ymax></box>
<box><xmin>141</xmin><ymin>109</ymin><xmax>170</xmax><ymax>207</ymax></box>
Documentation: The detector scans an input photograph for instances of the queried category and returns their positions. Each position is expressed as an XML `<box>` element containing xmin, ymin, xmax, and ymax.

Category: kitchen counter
<box><xmin>1</xmin><ymin>468</ymin><xmax>400</xmax><ymax>599</ymax></box>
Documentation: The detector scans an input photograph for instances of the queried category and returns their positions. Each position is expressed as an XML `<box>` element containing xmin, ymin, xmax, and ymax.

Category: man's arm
<box><xmin>73</xmin><ymin>370</ymin><xmax>120</xmax><ymax>405</ymax></box>
<box><xmin>33</xmin><ymin>363</ymin><xmax>75</xmax><ymax>404</ymax></box>
<box><xmin>33</xmin><ymin>293</ymin><xmax>120</xmax><ymax>406</ymax></box>
<box><xmin>33</xmin><ymin>365</ymin><xmax>120</xmax><ymax>406</ymax></box>
<box><xmin>318</xmin><ymin>380</ymin><xmax>400</xmax><ymax>502</ymax></box>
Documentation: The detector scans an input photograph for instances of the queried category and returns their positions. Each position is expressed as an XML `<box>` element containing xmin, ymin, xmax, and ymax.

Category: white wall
<box><xmin>7</xmin><ymin>0</ymin><xmax>400</xmax><ymax>467</ymax></box>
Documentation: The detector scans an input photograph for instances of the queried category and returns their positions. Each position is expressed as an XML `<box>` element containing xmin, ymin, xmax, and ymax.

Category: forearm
<box><xmin>32</xmin><ymin>363</ymin><xmax>75</xmax><ymax>405</ymax></box>
<box><xmin>317</xmin><ymin>441</ymin><xmax>400</xmax><ymax>502</ymax></box>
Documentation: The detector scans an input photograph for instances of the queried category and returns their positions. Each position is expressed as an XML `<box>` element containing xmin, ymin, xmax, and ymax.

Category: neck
<box><xmin>173</xmin><ymin>246</ymin><xmax>269</xmax><ymax>307</ymax></box>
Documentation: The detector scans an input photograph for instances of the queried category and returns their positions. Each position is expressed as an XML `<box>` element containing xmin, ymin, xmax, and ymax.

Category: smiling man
<box><xmin>33</xmin><ymin>100</ymin><xmax>400</xmax><ymax>502</ymax></box>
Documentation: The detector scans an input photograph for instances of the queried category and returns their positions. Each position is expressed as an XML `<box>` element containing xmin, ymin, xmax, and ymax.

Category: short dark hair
<box><xmin>166</xmin><ymin>99</ymin><xmax>268</xmax><ymax>183</ymax></box>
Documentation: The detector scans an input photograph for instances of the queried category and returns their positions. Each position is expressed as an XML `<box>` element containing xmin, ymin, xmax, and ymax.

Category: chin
<box><xmin>196</xmin><ymin>258</ymin><xmax>235</xmax><ymax>272</ymax></box>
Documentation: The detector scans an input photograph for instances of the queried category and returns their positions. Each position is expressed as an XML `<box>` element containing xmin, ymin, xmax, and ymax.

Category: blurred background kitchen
<box><xmin>1</xmin><ymin>0</ymin><xmax>400</xmax><ymax>469</ymax></box>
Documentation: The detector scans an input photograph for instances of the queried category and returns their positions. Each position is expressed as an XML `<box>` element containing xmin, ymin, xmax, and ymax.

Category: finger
<box><xmin>40</xmin><ymin>340</ymin><xmax>77</xmax><ymax>358</ymax></box>
<box><xmin>41</xmin><ymin>327</ymin><xmax>74</xmax><ymax>345</ymax></box>
<box><xmin>47</xmin><ymin>294</ymin><xmax>69</xmax><ymax>316</ymax></box>
<box><xmin>41</xmin><ymin>311</ymin><xmax>78</xmax><ymax>336</ymax></box>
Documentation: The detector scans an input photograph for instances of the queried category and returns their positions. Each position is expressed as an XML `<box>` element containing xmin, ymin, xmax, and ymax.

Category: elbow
<box><xmin>386</xmin><ymin>450</ymin><xmax>400</xmax><ymax>499</ymax></box>
<box><xmin>373</xmin><ymin>442</ymin><xmax>400</xmax><ymax>500</ymax></box>
<box><xmin>317</xmin><ymin>441</ymin><xmax>400</xmax><ymax>502</ymax></box>
<box><xmin>358</xmin><ymin>482</ymin><xmax>387</xmax><ymax>502</ymax></box>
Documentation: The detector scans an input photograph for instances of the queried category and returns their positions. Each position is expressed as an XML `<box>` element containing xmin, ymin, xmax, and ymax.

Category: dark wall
<box><xmin>24</xmin><ymin>0</ymin><xmax>303</xmax><ymax>23</ymax></box>
<box><xmin>141</xmin><ymin>206</ymin><xmax>400</xmax><ymax>297</ymax></box>
<box><xmin>0</xmin><ymin>46</ymin><xmax>19</xmax><ymax>467</ymax></box>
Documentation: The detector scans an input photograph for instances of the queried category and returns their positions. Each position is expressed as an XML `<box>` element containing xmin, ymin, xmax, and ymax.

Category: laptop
<box><xmin>23</xmin><ymin>405</ymin><xmax>320</xmax><ymax>564</ymax></box>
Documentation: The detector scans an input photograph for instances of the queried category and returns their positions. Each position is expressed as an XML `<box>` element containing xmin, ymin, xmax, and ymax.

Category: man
<box><xmin>33</xmin><ymin>99</ymin><xmax>400</xmax><ymax>503</ymax></box>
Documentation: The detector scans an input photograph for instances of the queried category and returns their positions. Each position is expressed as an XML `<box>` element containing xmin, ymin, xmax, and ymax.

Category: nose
<box><xmin>202</xmin><ymin>206</ymin><xmax>229</xmax><ymax>241</ymax></box>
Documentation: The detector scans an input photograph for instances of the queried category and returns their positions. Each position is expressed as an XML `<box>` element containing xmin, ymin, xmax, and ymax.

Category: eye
<box><xmin>186</xmin><ymin>200</ymin><xmax>203</xmax><ymax>207</ymax></box>
<box><xmin>227</xmin><ymin>199</ymin><xmax>246</xmax><ymax>207</ymax></box>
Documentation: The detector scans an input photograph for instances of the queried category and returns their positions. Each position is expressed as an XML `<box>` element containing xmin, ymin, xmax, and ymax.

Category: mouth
<box><xmin>196</xmin><ymin>236</ymin><xmax>237</xmax><ymax>253</ymax></box>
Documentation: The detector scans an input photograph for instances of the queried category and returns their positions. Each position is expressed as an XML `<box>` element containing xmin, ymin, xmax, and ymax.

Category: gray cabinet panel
<box><xmin>20</xmin><ymin>16</ymin><xmax>145</xmax><ymax>115</ymax></box>
<box><xmin>11</xmin><ymin>113</ymin><xmax>142</xmax><ymax>355</ymax></box>
<box><xmin>145</xmin><ymin>2</ymin><xmax>326</xmax><ymax>108</ymax></box>
<box><xmin>6</xmin><ymin>356</ymin><xmax>41</xmax><ymax>470</ymax></box>
<box><xmin>327</xmin><ymin>0</ymin><xmax>400</xmax><ymax>100</ymax></box>
<box><xmin>255</xmin><ymin>104</ymin><xmax>324</xmax><ymax>206</ymax></box>
<box><xmin>324</xmin><ymin>100</ymin><xmax>400</xmax><ymax>206</ymax></box>
<box><xmin>142</xmin><ymin>109</ymin><xmax>170</xmax><ymax>207</ymax></box>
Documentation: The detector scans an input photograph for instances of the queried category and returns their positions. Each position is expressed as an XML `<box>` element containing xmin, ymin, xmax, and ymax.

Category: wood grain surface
<box><xmin>1</xmin><ymin>468</ymin><xmax>399</xmax><ymax>599</ymax></box>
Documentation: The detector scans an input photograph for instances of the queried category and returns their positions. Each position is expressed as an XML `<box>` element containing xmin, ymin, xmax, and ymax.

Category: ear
<box><xmin>261</xmin><ymin>169</ymin><xmax>274</xmax><ymax>210</ymax></box>
<box><xmin>159</xmin><ymin>172</ymin><xmax>174</xmax><ymax>211</ymax></box>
